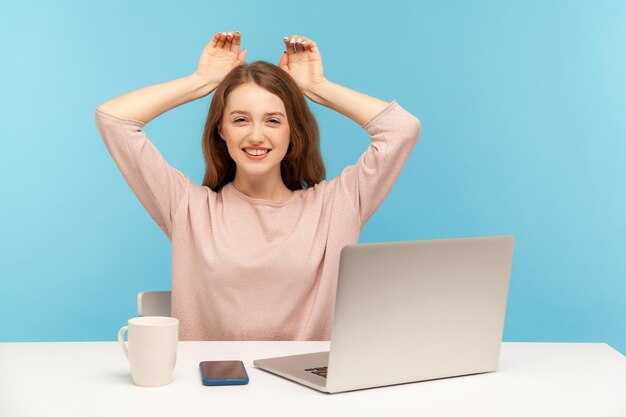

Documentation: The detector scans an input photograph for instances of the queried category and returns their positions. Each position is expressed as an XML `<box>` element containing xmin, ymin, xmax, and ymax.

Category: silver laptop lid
<box><xmin>326</xmin><ymin>235</ymin><xmax>514</xmax><ymax>393</ymax></box>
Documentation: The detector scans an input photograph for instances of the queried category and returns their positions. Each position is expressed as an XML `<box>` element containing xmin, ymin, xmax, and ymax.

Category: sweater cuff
<box><xmin>95</xmin><ymin>107</ymin><xmax>147</xmax><ymax>128</ymax></box>
<box><xmin>361</xmin><ymin>99</ymin><xmax>399</xmax><ymax>131</ymax></box>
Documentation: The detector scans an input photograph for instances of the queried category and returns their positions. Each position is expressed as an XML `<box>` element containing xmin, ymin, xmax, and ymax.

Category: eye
<box><xmin>233</xmin><ymin>118</ymin><xmax>281</xmax><ymax>124</ymax></box>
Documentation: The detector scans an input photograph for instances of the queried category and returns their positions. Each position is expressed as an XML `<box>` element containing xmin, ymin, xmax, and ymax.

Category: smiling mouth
<box><xmin>242</xmin><ymin>149</ymin><xmax>271</xmax><ymax>155</ymax></box>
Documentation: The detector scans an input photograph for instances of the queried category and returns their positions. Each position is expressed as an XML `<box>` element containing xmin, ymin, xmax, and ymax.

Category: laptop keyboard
<box><xmin>305</xmin><ymin>366</ymin><xmax>328</xmax><ymax>378</ymax></box>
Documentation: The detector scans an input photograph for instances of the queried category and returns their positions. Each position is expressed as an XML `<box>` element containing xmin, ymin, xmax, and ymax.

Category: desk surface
<box><xmin>1</xmin><ymin>342</ymin><xmax>624</xmax><ymax>417</ymax></box>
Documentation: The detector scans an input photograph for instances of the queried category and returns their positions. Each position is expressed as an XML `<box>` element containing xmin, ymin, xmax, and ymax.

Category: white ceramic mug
<box><xmin>118</xmin><ymin>316</ymin><xmax>179</xmax><ymax>387</ymax></box>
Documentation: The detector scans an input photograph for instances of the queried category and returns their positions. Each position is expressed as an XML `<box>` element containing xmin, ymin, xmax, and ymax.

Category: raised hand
<box><xmin>277</xmin><ymin>34</ymin><xmax>328</xmax><ymax>96</ymax></box>
<box><xmin>195</xmin><ymin>31</ymin><xmax>246</xmax><ymax>85</ymax></box>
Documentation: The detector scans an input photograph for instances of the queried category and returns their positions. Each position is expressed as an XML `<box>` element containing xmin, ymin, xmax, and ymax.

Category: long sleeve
<box><xmin>94</xmin><ymin>107</ymin><xmax>190</xmax><ymax>240</ymax></box>
<box><xmin>334</xmin><ymin>99</ymin><xmax>422</xmax><ymax>229</ymax></box>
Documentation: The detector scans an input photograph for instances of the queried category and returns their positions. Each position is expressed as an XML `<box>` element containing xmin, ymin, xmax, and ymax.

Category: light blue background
<box><xmin>1</xmin><ymin>0</ymin><xmax>624</xmax><ymax>354</ymax></box>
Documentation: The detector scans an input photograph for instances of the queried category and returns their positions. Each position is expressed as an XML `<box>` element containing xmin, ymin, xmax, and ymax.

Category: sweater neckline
<box><xmin>225</xmin><ymin>182</ymin><xmax>300</xmax><ymax>206</ymax></box>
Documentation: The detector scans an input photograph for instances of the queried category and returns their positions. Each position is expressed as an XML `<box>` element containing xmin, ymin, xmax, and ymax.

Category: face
<box><xmin>218</xmin><ymin>82</ymin><xmax>291</xmax><ymax>182</ymax></box>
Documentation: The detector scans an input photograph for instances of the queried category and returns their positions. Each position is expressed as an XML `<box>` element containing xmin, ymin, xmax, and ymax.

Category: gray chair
<box><xmin>137</xmin><ymin>291</ymin><xmax>172</xmax><ymax>317</ymax></box>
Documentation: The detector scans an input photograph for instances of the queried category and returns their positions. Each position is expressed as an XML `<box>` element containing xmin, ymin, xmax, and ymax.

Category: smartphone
<box><xmin>199</xmin><ymin>360</ymin><xmax>249</xmax><ymax>386</ymax></box>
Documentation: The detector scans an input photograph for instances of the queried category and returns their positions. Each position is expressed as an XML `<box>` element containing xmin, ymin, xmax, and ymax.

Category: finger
<box><xmin>283</xmin><ymin>36</ymin><xmax>297</xmax><ymax>56</ymax></box>
<box><xmin>289</xmin><ymin>36</ymin><xmax>298</xmax><ymax>54</ymax></box>
<box><xmin>237</xmin><ymin>48</ymin><xmax>247</xmax><ymax>65</ymax></box>
<box><xmin>277</xmin><ymin>49</ymin><xmax>288</xmax><ymax>68</ymax></box>
<box><xmin>230</xmin><ymin>31</ymin><xmax>241</xmax><ymax>52</ymax></box>
<box><xmin>289</xmin><ymin>34</ymin><xmax>304</xmax><ymax>53</ymax></box>
<box><xmin>209</xmin><ymin>32</ymin><xmax>221</xmax><ymax>48</ymax></box>
<box><xmin>298</xmin><ymin>36</ymin><xmax>318</xmax><ymax>53</ymax></box>
<box><xmin>224</xmin><ymin>31</ymin><xmax>235</xmax><ymax>50</ymax></box>
<box><xmin>296</xmin><ymin>36</ymin><xmax>306</xmax><ymax>53</ymax></box>
<box><xmin>216</xmin><ymin>32</ymin><xmax>227</xmax><ymax>48</ymax></box>
<box><xmin>291</xmin><ymin>34</ymin><xmax>311</xmax><ymax>53</ymax></box>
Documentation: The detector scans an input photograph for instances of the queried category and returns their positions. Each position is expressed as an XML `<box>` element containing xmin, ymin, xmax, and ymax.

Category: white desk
<box><xmin>1</xmin><ymin>342</ymin><xmax>624</xmax><ymax>417</ymax></box>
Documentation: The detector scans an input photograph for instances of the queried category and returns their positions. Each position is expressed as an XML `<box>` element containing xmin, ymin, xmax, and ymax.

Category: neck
<box><xmin>232</xmin><ymin>175</ymin><xmax>293</xmax><ymax>201</ymax></box>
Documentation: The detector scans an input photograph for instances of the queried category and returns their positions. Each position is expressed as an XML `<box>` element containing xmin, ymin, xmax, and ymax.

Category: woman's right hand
<box><xmin>194</xmin><ymin>31</ymin><xmax>246</xmax><ymax>86</ymax></box>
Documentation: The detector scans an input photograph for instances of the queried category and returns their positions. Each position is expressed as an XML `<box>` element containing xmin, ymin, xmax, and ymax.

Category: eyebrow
<box><xmin>229</xmin><ymin>110</ymin><xmax>286</xmax><ymax>118</ymax></box>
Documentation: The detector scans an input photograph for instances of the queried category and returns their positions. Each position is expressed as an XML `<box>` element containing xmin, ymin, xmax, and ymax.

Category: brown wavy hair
<box><xmin>201</xmin><ymin>61</ymin><xmax>326</xmax><ymax>192</ymax></box>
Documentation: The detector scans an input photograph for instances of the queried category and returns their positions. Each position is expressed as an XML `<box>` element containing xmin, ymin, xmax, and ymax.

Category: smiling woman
<box><xmin>94</xmin><ymin>31</ymin><xmax>421</xmax><ymax>341</ymax></box>
<box><xmin>205</xmin><ymin>62</ymin><xmax>325</xmax><ymax>201</ymax></box>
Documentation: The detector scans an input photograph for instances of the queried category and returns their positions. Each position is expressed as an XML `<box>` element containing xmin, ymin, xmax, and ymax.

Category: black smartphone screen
<box><xmin>200</xmin><ymin>360</ymin><xmax>248</xmax><ymax>381</ymax></box>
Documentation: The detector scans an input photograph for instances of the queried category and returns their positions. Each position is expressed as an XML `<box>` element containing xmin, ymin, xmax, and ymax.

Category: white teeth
<box><xmin>244</xmin><ymin>149</ymin><xmax>269</xmax><ymax>156</ymax></box>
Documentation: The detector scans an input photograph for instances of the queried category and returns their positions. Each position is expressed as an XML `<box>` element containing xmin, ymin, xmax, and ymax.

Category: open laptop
<box><xmin>253</xmin><ymin>235</ymin><xmax>515</xmax><ymax>393</ymax></box>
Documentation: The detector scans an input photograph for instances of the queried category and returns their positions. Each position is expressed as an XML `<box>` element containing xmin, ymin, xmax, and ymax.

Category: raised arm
<box><xmin>96</xmin><ymin>73</ymin><xmax>215</xmax><ymax>125</ymax></box>
<box><xmin>95</xmin><ymin>31</ymin><xmax>246</xmax><ymax>238</ymax></box>
<box><xmin>96</xmin><ymin>31</ymin><xmax>246</xmax><ymax>124</ymax></box>
<box><xmin>278</xmin><ymin>34</ymin><xmax>422</xmax><ymax>228</ymax></box>
<box><xmin>302</xmin><ymin>79</ymin><xmax>391</xmax><ymax>126</ymax></box>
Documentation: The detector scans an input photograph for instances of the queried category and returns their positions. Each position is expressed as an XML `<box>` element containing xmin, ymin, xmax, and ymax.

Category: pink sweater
<box><xmin>95</xmin><ymin>99</ymin><xmax>421</xmax><ymax>341</ymax></box>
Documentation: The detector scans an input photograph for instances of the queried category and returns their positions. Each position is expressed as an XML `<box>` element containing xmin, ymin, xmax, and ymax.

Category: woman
<box><xmin>95</xmin><ymin>31</ymin><xmax>421</xmax><ymax>341</ymax></box>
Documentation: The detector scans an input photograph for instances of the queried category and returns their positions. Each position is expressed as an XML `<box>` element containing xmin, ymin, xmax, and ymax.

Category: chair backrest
<box><xmin>137</xmin><ymin>291</ymin><xmax>172</xmax><ymax>317</ymax></box>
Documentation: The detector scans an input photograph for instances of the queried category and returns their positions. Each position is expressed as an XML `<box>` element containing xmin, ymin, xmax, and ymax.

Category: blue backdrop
<box><xmin>1</xmin><ymin>0</ymin><xmax>624</xmax><ymax>354</ymax></box>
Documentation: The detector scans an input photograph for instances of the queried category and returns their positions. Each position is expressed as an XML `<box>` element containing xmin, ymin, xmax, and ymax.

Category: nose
<box><xmin>248</xmin><ymin>123</ymin><xmax>267</xmax><ymax>144</ymax></box>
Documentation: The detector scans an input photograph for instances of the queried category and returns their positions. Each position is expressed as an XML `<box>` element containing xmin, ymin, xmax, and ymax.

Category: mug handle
<box><xmin>118</xmin><ymin>325</ymin><xmax>129</xmax><ymax>360</ymax></box>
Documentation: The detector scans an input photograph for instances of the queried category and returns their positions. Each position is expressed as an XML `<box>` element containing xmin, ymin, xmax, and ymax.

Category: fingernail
<box><xmin>290</xmin><ymin>38</ymin><xmax>296</xmax><ymax>44</ymax></box>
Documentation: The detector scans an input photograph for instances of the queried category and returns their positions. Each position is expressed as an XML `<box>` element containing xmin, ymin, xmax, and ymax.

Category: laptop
<box><xmin>253</xmin><ymin>235</ymin><xmax>515</xmax><ymax>393</ymax></box>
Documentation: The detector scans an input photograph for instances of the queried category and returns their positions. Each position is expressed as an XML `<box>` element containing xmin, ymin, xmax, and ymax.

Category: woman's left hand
<box><xmin>277</xmin><ymin>34</ymin><xmax>328</xmax><ymax>96</ymax></box>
